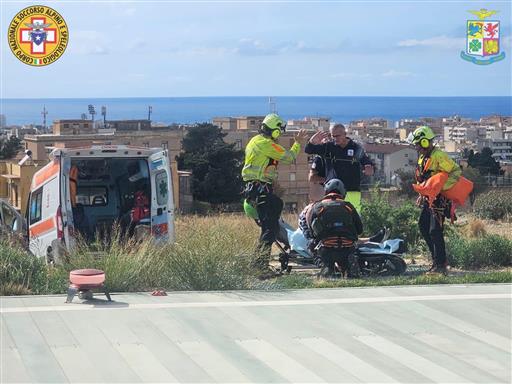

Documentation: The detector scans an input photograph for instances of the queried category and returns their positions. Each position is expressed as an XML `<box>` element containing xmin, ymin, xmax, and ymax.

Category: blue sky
<box><xmin>1</xmin><ymin>0</ymin><xmax>511</xmax><ymax>97</ymax></box>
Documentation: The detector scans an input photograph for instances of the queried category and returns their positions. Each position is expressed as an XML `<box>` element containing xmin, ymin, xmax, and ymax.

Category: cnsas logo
<box><xmin>7</xmin><ymin>5</ymin><xmax>69</xmax><ymax>67</ymax></box>
<box><xmin>461</xmin><ymin>8</ymin><xmax>506</xmax><ymax>65</ymax></box>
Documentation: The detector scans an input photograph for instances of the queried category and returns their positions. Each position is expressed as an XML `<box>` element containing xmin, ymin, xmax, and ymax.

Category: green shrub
<box><xmin>361</xmin><ymin>189</ymin><xmax>421</xmax><ymax>249</ymax></box>
<box><xmin>395</xmin><ymin>169</ymin><xmax>417</xmax><ymax>197</ymax></box>
<box><xmin>0</xmin><ymin>239</ymin><xmax>66</xmax><ymax>295</ymax></box>
<box><xmin>161</xmin><ymin>215</ymin><xmax>256</xmax><ymax>290</ymax></box>
<box><xmin>447</xmin><ymin>233</ymin><xmax>512</xmax><ymax>269</ymax></box>
<box><xmin>473</xmin><ymin>190</ymin><xmax>512</xmax><ymax>220</ymax></box>
<box><xmin>462</xmin><ymin>166</ymin><xmax>487</xmax><ymax>203</ymax></box>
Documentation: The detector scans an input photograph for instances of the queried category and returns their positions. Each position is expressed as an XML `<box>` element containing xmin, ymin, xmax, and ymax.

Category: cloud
<box><xmin>126</xmin><ymin>38</ymin><xmax>147</xmax><ymax>51</ymax></box>
<box><xmin>330</xmin><ymin>70</ymin><xmax>415</xmax><ymax>79</ymax></box>
<box><xmin>234</xmin><ymin>39</ymin><xmax>348</xmax><ymax>56</ymax></box>
<box><xmin>381</xmin><ymin>70</ymin><xmax>414</xmax><ymax>77</ymax></box>
<box><xmin>397</xmin><ymin>35</ymin><xmax>464</xmax><ymax>50</ymax></box>
<box><xmin>123</xmin><ymin>8</ymin><xmax>137</xmax><ymax>16</ymax></box>
<box><xmin>69</xmin><ymin>31</ymin><xmax>109</xmax><ymax>55</ymax></box>
<box><xmin>330</xmin><ymin>72</ymin><xmax>373</xmax><ymax>79</ymax></box>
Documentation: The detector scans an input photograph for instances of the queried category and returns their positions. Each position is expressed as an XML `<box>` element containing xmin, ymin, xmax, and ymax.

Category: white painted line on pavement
<box><xmin>236</xmin><ymin>338</ymin><xmax>325</xmax><ymax>383</ymax></box>
<box><xmin>356</xmin><ymin>334</ymin><xmax>470</xmax><ymax>383</ymax></box>
<box><xmin>299</xmin><ymin>337</ymin><xmax>396</xmax><ymax>382</ymax></box>
<box><xmin>1</xmin><ymin>293</ymin><xmax>509</xmax><ymax>314</ymax></box>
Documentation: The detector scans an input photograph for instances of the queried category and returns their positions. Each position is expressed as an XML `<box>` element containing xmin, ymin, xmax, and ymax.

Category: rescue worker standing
<box><xmin>409</xmin><ymin>126</ymin><xmax>461</xmax><ymax>275</ymax></box>
<box><xmin>242</xmin><ymin>113</ymin><xmax>307</xmax><ymax>272</ymax></box>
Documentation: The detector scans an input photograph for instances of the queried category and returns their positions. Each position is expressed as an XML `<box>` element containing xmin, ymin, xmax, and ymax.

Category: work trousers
<box><xmin>254</xmin><ymin>192</ymin><xmax>283</xmax><ymax>267</ymax></box>
<box><xmin>418</xmin><ymin>200</ymin><xmax>447</xmax><ymax>267</ymax></box>
<box><xmin>318</xmin><ymin>246</ymin><xmax>357</xmax><ymax>276</ymax></box>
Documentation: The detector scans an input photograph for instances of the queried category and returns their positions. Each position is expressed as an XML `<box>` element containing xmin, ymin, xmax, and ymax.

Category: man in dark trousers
<box><xmin>305</xmin><ymin>124</ymin><xmax>374</xmax><ymax>212</ymax></box>
<box><xmin>242</xmin><ymin>113</ymin><xmax>307</xmax><ymax>275</ymax></box>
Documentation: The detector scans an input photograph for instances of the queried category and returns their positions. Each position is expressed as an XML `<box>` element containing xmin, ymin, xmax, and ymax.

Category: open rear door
<box><xmin>28</xmin><ymin>157</ymin><xmax>61</xmax><ymax>258</ymax></box>
<box><xmin>149</xmin><ymin>151</ymin><xmax>175</xmax><ymax>242</ymax></box>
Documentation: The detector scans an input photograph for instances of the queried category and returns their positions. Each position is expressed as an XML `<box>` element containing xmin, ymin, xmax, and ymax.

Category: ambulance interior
<box><xmin>70</xmin><ymin>158</ymin><xmax>151</xmax><ymax>240</ymax></box>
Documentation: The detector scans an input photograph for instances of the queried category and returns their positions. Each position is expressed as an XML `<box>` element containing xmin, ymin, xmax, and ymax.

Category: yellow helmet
<box><xmin>407</xmin><ymin>126</ymin><xmax>436</xmax><ymax>148</ymax></box>
<box><xmin>261</xmin><ymin>113</ymin><xmax>286</xmax><ymax>139</ymax></box>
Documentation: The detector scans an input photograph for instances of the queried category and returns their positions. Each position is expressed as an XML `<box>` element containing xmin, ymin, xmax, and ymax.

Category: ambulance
<box><xmin>27</xmin><ymin>145</ymin><xmax>175</xmax><ymax>262</ymax></box>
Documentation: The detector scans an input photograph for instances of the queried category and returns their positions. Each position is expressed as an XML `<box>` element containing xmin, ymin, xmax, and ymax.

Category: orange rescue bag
<box><xmin>412</xmin><ymin>172</ymin><xmax>449</xmax><ymax>202</ymax></box>
<box><xmin>441</xmin><ymin>176</ymin><xmax>473</xmax><ymax>206</ymax></box>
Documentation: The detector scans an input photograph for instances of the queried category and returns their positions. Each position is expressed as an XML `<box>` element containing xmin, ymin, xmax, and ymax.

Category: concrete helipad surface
<box><xmin>1</xmin><ymin>284</ymin><xmax>511</xmax><ymax>383</ymax></box>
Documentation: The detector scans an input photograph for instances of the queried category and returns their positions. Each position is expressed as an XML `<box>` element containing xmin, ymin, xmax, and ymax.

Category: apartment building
<box><xmin>365</xmin><ymin>143</ymin><xmax>417</xmax><ymax>184</ymax></box>
<box><xmin>53</xmin><ymin>119</ymin><xmax>95</xmax><ymax>135</ymax></box>
<box><xmin>349</xmin><ymin>119</ymin><xmax>395</xmax><ymax>140</ymax></box>
<box><xmin>443</xmin><ymin>125</ymin><xmax>487</xmax><ymax>144</ymax></box>
<box><xmin>0</xmin><ymin>159</ymin><xmax>45</xmax><ymax>212</ymax></box>
<box><xmin>478</xmin><ymin>138</ymin><xmax>512</xmax><ymax>162</ymax></box>
<box><xmin>287</xmin><ymin>117</ymin><xmax>330</xmax><ymax>131</ymax></box>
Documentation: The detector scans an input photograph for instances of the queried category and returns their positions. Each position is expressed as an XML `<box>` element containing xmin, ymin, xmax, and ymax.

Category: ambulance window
<box><xmin>30</xmin><ymin>188</ymin><xmax>43</xmax><ymax>225</ymax></box>
<box><xmin>155</xmin><ymin>171</ymin><xmax>168</xmax><ymax>205</ymax></box>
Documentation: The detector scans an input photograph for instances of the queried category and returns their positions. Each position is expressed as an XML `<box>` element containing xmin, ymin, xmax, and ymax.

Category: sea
<box><xmin>1</xmin><ymin>96</ymin><xmax>511</xmax><ymax>127</ymax></box>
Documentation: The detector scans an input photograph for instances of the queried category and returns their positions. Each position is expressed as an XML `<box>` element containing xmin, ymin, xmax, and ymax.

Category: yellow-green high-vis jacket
<box><xmin>417</xmin><ymin>148</ymin><xmax>462</xmax><ymax>191</ymax></box>
<box><xmin>242</xmin><ymin>134</ymin><xmax>301</xmax><ymax>184</ymax></box>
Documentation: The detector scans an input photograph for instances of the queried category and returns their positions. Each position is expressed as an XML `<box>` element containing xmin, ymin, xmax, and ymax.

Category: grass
<box><xmin>274</xmin><ymin>270</ymin><xmax>512</xmax><ymax>289</ymax></box>
<box><xmin>1</xmin><ymin>213</ymin><xmax>511</xmax><ymax>296</ymax></box>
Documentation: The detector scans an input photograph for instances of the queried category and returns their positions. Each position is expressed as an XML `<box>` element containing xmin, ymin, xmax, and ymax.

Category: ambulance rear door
<box><xmin>148</xmin><ymin>151</ymin><xmax>175</xmax><ymax>242</ymax></box>
<box><xmin>28</xmin><ymin>157</ymin><xmax>62</xmax><ymax>258</ymax></box>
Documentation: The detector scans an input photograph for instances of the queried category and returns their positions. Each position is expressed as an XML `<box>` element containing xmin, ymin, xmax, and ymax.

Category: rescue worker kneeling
<box><xmin>307</xmin><ymin>179</ymin><xmax>363</xmax><ymax>277</ymax></box>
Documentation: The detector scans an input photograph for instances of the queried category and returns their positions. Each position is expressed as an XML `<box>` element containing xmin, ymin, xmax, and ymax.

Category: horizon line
<box><xmin>1</xmin><ymin>95</ymin><xmax>511</xmax><ymax>100</ymax></box>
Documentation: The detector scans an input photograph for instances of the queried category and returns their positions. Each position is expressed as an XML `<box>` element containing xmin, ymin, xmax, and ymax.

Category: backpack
<box><xmin>310</xmin><ymin>195</ymin><xmax>357</xmax><ymax>241</ymax></box>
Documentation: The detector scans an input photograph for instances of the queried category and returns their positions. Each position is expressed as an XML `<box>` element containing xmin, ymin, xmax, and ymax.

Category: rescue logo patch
<box><xmin>347</xmin><ymin>149</ymin><xmax>354</xmax><ymax>156</ymax></box>
<box><xmin>8</xmin><ymin>5</ymin><xmax>69</xmax><ymax>66</ymax></box>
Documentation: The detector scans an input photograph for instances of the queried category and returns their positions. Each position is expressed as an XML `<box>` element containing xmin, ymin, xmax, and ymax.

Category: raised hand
<box><xmin>308</xmin><ymin>130</ymin><xmax>330</xmax><ymax>145</ymax></box>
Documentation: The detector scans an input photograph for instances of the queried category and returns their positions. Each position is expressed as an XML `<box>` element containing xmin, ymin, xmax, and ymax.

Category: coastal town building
<box><xmin>0</xmin><ymin>158</ymin><xmax>45</xmax><ymax>212</ymax></box>
<box><xmin>348</xmin><ymin>119</ymin><xmax>395</xmax><ymax>141</ymax></box>
<box><xmin>443</xmin><ymin>124</ymin><xmax>487</xmax><ymax>144</ymax></box>
<box><xmin>364</xmin><ymin>144</ymin><xmax>417</xmax><ymax>185</ymax></box>
<box><xmin>107</xmin><ymin>120</ymin><xmax>152</xmax><ymax>131</ymax></box>
<box><xmin>286</xmin><ymin>117</ymin><xmax>330</xmax><ymax>131</ymax></box>
<box><xmin>478</xmin><ymin>138</ymin><xmax>512</xmax><ymax>163</ymax></box>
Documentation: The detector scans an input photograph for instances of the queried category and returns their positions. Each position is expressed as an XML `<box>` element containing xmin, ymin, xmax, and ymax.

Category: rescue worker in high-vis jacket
<box><xmin>242</xmin><ymin>113</ymin><xmax>308</xmax><ymax>273</ymax></box>
<box><xmin>408</xmin><ymin>126</ymin><xmax>461</xmax><ymax>275</ymax></box>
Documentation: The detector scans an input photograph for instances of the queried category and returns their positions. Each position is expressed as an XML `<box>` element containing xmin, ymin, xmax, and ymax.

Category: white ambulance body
<box><xmin>27</xmin><ymin>145</ymin><xmax>175</xmax><ymax>261</ymax></box>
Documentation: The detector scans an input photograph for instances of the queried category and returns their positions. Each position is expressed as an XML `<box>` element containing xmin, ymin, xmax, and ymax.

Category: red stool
<box><xmin>66</xmin><ymin>269</ymin><xmax>111</xmax><ymax>303</ymax></box>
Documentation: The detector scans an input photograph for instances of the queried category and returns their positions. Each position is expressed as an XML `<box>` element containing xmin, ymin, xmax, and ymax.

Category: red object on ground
<box><xmin>66</xmin><ymin>269</ymin><xmax>111</xmax><ymax>303</ymax></box>
<box><xmin>151</xmin><ymin>289</ymin><xmax>167</xmax><ymax>296</ymax></box>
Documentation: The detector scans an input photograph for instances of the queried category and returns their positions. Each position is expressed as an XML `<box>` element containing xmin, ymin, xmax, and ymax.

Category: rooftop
<box><xmin>364</xmin><ymin>143</ymin><xmax>412</xmax><ymax>154</ymax></box>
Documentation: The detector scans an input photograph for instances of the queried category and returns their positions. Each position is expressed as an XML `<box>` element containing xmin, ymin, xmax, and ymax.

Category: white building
<box><xmin>479</xmin><ymin>139</ymin><xmax>512</xmax><ymax>162</ymax></box>
<box><xmin>365</xmin><ymin>143</ymin><xmax>417</xmax><ymax>184</ymax></box>
<box><xmin>443</xmin><ymin>125</ymin><xmax>486</xmax><ymax>143</ymax></box>
<box><xmin>287</xmin><ymin>117</ymin><xmax>330</xmax><ymax>131</ymax></box>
